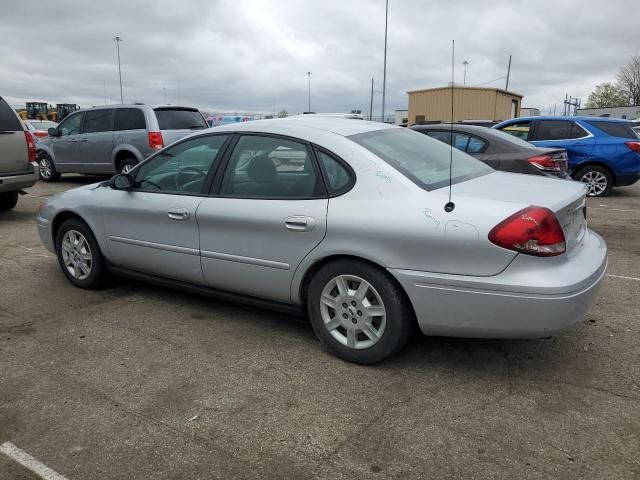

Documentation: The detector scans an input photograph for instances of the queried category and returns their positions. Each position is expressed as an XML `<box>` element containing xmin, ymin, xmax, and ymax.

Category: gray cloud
<box><xmin>1</xmin><ymin>0</ymin><xmax>637</xmax><ymax>116</ymax></box>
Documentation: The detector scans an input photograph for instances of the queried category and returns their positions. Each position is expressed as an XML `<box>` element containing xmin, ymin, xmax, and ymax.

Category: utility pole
<box><xmin>462</xmin><ymin>61</ymin><xmax>469</xmax><ymax>85</ymax></box>
<box><xmin>307</xmin><ymin>72</ymin><xmax>311</xmax><ymax>112</ymax></box>
<box><xmin>369</xmin><ymin>78</ymin><xmax>374</xmax><ymax>121</ymax></box>
<box><xmin>114</xmin><ymin>36</ymin><xmax>123</xmax><ymax>103</ymax></box>
<box><xmin>381</xmin><ymin>0</ymin><xmax>389</xmax><ymax>123</ymax></box>
<box><xmin>505</xmin><ymin>55</ymin><xmax>512</xmax><ymax>91</ymax></box>
<box><xmin>163</xmin><ymin>84</ymin><xmax>167</xmax><ymax>104</ymax></box>
<box><xmin>103</xmin><ymin>80</ymin><xmax>107</xmax><ymax>105</ymax></box>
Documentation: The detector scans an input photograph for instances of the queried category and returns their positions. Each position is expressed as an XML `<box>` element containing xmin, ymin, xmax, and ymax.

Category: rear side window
<box><xmin>535</xmin><ymin>120</ymin><xmax>587</xmax><ymax>140</ymax></box>
<box><xmin>500</xmin><ymin>121</ymin><xmax>531</xmax><ymax>141</ymax></box>
<box><xmin>0</xmin><ymin>98</ymin><xmax>23</xmax><ymax>131</ymax></box>
<box><xmin>154</xmin><ymin>108</ymin><xmax>208</xmax><ymax>130</ymax></box>
<box><xmin>316</xmin><ymin>150</ymin><xmax>353</xmax><ymax>195</ymax></box>
<box><xmin>585</xmin><ymin>120</ymin><xmax>637</xmax><ymax>139</ymax></box>
<box><xmin>114</xmin><ymin>108</ymin><xmax>146</xmax><ymax>131</ymax></box>
<box><xmin>83</xmin><ymin>109</ymin><xmax>114</xmax><ymax>133</ymax></box>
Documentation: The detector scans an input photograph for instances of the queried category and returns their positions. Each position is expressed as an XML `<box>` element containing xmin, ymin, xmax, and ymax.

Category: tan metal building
<box><xmin>407</xmin><ymin>86</ymin><xmax>523</xmax><ymax>124</ymax></box>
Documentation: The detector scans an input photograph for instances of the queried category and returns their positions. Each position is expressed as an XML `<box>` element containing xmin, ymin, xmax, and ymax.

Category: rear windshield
<box><xmin>30</xmin><ymin>121</ymin><xmax>58</xmax><ymax>130</ymax></box>
<box><xmin>0</xmin><ymin>97</ymin><xmax>23</xmax><ymax>131</ymax></box>
<box><xmin>154</xmin><ymin>108</ymin><xmax>207</xmax><ymax>130</ymax></box>
<box><xmin>585</xmin><ymin>120</ymin><xmax>637</xmax><ymax>139</ymax></box>
<box><xmin>349</xmin><ymin>128</ymin><xmax>493</xmax><ymax>191</ymax></box>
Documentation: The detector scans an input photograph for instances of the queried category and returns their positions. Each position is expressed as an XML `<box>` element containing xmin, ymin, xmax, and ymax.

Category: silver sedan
<box><xmin>36</xmin><ymin>117</ymin><xmax>607</xmax><ymax>364</ymax></box>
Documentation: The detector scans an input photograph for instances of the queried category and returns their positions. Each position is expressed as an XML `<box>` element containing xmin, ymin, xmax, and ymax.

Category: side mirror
<box><xmin>110</xmin><ymin>173</ymin><xmax>133</xmax><ymax>190</ymax></box>
<box><xmin>48</xmin><ymin>127</ymin><xmax>57</xmax><ymax>137</ymax></box>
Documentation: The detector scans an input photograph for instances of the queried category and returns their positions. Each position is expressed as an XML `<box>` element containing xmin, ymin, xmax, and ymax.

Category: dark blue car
<box><xmin>494</xmin><ymin>116</ymin><xmax>640</xmax><ymax>196</ymax></box>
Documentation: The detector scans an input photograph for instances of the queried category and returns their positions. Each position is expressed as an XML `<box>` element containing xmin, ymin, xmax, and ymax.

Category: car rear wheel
<box><xmin>55</xmin><ymin>218</ymin><xmax>107</xmax><ymax>289</ymax></box>
<box><xmin>575</xmin><ymin>165</ymin><xmax>612</xmax><ymax>197</ymax></box>
<box><xmin>0</xmin><ymin>192</ymin><xmax>19</xmax><ymax>211</ymax></box>
<box><xmin>307</xmin><ymin>260</ymin><xmax>414</xmax><ymax>364</ymax></box>
<box><xmin>38</xmin><ymin>152</ymin><xmax>60</xmax><ymax>182</ymax></box>
<box><xmin>119</xmin><ymin>158</ymin><xmax>138</xmax><ymax>174</ymax></box>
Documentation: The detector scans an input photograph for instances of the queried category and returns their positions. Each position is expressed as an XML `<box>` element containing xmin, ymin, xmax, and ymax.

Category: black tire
<box><xmin>0</xmin><ymin>192</ymin><xmax>19</xmax><ymax>212</ymax></box>
<box><xmin>55</xmin><ymin>218</ymin><xmax>107</xmax><ymax>289</ymax></box>
<box><xmin>307</xmin><ymin>260</ymin><xmax>414</xmax><ymax>364</ymax></box>
<box><xmin>119</xmin><ymin>157</ymin><xmax>138</xmax><ymax>174</ymax></box>
<box><xmin>38</xmin><ymin>152</ymin><xmax>60</xmax><ymax>182</ymax></box>
<box><xmin>574</xmin><ymin>165</ymin><xmax>613</xmax><ymax>197</ymax></box>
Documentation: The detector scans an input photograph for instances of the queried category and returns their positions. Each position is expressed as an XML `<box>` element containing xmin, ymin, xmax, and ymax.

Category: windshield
<box><xmin>154</xmin><ymin>108</ymin><xmax>208</xmax><ymax>130</ymax></box>
<box><xmin>349</xmin><ymin>128</ymin><xmax>493</xmax><ymax>191</ymax></box>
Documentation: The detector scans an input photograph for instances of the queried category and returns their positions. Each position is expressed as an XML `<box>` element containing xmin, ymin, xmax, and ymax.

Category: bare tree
<box><xmin>616</xmin><ymin>55</ymin><xmax>640</xmax><ymax>106</ymax></box>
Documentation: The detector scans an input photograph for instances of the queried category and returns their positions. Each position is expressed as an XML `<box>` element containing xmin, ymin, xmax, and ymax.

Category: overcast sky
<box><xmin>1</xmin><ymin>0</ymin><xmax>637</xmax><ymax>116</ymax></box>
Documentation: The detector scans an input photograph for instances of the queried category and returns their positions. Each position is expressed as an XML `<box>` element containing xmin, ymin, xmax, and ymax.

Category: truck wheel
<box><xmin>0</xmin><ymin>192</ymin><xmax>19</xmax><ymax>211</ymax></box>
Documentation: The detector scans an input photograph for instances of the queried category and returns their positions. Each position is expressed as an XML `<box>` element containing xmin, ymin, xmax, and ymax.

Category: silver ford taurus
<box><xmin>36</xmin><ymin>117</ymin><xmax>607</xmax><ymax>364</ymax></box>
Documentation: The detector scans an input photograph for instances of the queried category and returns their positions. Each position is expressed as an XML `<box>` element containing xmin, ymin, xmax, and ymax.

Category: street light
<box><xmin>462</xmin><ymin>60</ymin><xmax>469</xmax><ymax>85</ymax></box>
<box><xmin>381</xmin><ymin>0</ymin><xmax>389</xmax><ymax>123</ymax></box>
<box><xmin>307</xmin><ymin>72</ymin><xmax>311</xmax><ymax>113</ymax></box>
<box><xmin>114</xmin><ymin>36</ymin><xmax>123</xmax><ymax>104</ymax></box>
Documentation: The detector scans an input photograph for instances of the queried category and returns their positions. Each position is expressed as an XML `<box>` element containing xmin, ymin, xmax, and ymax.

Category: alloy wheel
<box><xmin>319</xmin><ymin>275</ymin><xmax>387</xmax><ymax>349</ymax></box>
<box><xmin>580</xmin><ymin>171</ymin><xmax>607</xmax><ymax>196</ymax></box>
<box><xmin>61</xmin><ymin>230</ymin><xmax>93</xmax><ymax>280</ymax></box>
<box><xmin>121</xmin><ymin>163</ymin><xmax>133</xmax><ymax>174</ymax></box>
<box><xmin>39</xmin><ymin>156</ymin><xmax>52</xmax><ymax>179</ymax></box>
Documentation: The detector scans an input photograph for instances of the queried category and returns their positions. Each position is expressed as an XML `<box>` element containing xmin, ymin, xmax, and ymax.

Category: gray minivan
<box><xmin>36</xmin><ymin>104</ymin><xmax>208</xmax><ymax>181</ymax></box>
<box><xmin>0</xmin><ymin>96</ymin><xmax>38</xmax><ymax>211</ymax></box>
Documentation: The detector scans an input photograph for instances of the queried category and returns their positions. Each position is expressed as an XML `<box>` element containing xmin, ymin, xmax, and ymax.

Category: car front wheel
<box><xmin>307</xmin><ymin>260</ymin><xmax>414</xmax><ymax>364</ymax></box>
<box><xmin>575</xmin><ymin>165</ymin><xmax>612</xmax><ymax>197</ymax></box>
<box><xmin>55</xmin><ymin>218</ymin><xmax>107</xmax><ymax>289</ymax></box>
<box><xmin>39</xmin><ymin>152</ymin><xmax>60</xmax><ymax>182</ymax></box>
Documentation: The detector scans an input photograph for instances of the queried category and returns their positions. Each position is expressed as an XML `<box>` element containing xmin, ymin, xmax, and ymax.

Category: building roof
<box><xmin>407</xmin><ymin>85</ymin><xmax>523</xmax><ymax>98</ymax></box>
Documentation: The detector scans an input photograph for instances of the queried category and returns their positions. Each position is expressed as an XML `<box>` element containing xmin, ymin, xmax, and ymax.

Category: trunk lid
<box><xmin>0</xmin><ymin>97</ymin><xmax>30</xmax><ymax>175</ymax></box>
<box><xmin>447</xmin><ymin>171</ymin><xmax>587</xmax><ymax>253</ymax></box>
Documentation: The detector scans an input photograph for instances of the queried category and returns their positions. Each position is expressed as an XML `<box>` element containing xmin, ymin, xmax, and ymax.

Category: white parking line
<box><xmin>607</xmin><ymin>274</ymin><xmax>640</xmax><ymax>282</ymax></box>
<box><xmin>0</xmin><ymin>442</ymin><xmax>68</xmax><ymax>480</ymax></box>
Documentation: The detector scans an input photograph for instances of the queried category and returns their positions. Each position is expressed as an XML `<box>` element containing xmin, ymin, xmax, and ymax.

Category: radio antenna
<box><xmin>444</xmin><ymin>40</ymin><xmax>456</xmax><ymax>213</ymax></box>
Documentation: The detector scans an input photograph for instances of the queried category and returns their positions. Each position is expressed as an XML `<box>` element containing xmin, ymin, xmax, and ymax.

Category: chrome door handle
<box><xmin>167</xmin><ymin>208</ymin><xmax>190</xmax><ymax>221</ymax></box>
<box><xmin>284</xmin><ymin>216</ymin><xmax>315</xmax><ymax>232</ymax></box>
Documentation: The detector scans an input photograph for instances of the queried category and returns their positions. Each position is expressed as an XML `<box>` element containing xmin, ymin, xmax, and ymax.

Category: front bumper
<box><xmin>389</xmin><ymin>229</ymin><xmax>607</xmax><ymax>338</ymax></box>
<box><xmin>37</xmin><ymin>214</ymin><xmax>55</xmax><ymax>253</ymax></box>
<box><xmin>0</xmin><ymin>165</ymin><xmax>38</xmax><ymax>193</ymax></box>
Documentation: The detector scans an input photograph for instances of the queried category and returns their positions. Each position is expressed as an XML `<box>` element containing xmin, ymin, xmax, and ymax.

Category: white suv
<box><xmin>0</xmin><ymin>96</ymin><xmax>38</xmax><ymax>211</ymax></box>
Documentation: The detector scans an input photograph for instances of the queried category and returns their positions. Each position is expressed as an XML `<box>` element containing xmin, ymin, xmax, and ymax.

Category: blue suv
<box><xmin>494</xmin><ymin>116</ymin><xmax>640</xmax><ymax>196</ymax></box>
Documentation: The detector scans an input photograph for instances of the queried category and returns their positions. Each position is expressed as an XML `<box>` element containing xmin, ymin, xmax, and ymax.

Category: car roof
<box><xmin>411</xmin><ymin>124</ymin><xmax>490</xmax><ymax>133</ymax></box>
<box><xmin>210</xmin><ymin>117</ymin><xmax>395</xmax><ymax>137</ymax></box>
<box><xmin>503</xmin><ymin>115</ymin><xmax>633</xmax><ymax>124</ymax></box>
<box><xmin>75</xmin><ymin>104</ymin><xmax>199</xmax><ymax>112</ymax></box>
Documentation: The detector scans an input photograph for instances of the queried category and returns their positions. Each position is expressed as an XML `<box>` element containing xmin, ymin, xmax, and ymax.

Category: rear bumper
<box><xmin>0</xmin><ymin>165</ymin><xmax>38</xmax><ymax>193</ymax></box>
<box><xmin>389</xmin><ymin>230</ymin><xmax>607</xmax><ymax>338</ymax></box>
<box><xmin>614</xmin><ymin>172</ymin><xmax>640</xmax><ymax>187</ymax></box>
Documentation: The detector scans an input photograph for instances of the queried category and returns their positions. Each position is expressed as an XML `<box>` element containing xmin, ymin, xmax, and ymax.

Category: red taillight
<box><xmin>24</xmin><ymin>131</ymin><xmax>37</xmax><ymax>163</ymax></box>
<box><xmin>527</xmin><ymin>154</ymin><xmax>562</xmax><ymax>172</ymax></box>
<box><xmin>148</xmin><ymin>131</ymin><xmax>164</xmax><ymax>150</ymax></box>
<box><xmin>625</xmin><ymin>141</ymin><xmax>640</xmax><ymax>152</ymax></box>
<box><xmin>488</xmin><ymin>206</ymin><xmax>566</xmax><ymax>257</ymax></box>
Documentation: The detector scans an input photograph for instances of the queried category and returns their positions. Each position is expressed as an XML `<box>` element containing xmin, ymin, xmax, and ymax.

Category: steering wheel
<box><xmin>175</xmin><ymin>166</ymin><xmax>206</xmax><ymax>191</ymax></box>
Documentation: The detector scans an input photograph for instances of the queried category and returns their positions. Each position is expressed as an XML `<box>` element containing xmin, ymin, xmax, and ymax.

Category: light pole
<box><xmin>462</xmin><ymin>60</ymin><xmax>469</xmax><ymax>85</ymax></box>
<box><xmin>307</xmin><ymin>72</ymin><xmax>311</xmax><ymax>113</ymax></box>
<box><xmin>114</xmin><ymin>36</ymin><xmax>123</xmax><ymax>103</ymax></box>
<box><xmin>381</xmin><ymin>0</ymin><xmax>389</xmax><ymax>123</ymax></box>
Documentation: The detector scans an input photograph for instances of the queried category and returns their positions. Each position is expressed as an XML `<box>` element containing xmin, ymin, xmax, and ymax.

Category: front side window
<box><xmin>220</xmin><ymin>135</ymin><xmax>321</xmax><ymax>198</ymax></box>
<box><xmin>114</xmin><ymin>108</ymin><xmax>146</xmax><ymax>131</ymax></box>
<box><xmin>58</xmin><ymin>113</ymin><xmax>83</xmax><ymax>136</ymax></box>
<box><xmin>316</xmin><ymin>150</ymin><xmax>352</xmax><ymax>195</ymax></box>
<box><xmin>83</xmin><ymin>109</ymin><xmax>114</xmax><ymax>133</ymax></box>
<box><xmin>499</xmin><ymin>121</ymin><xmax>531</xmax><ymax>141</ymax></box>
<box><xmin>350</xmin><ymin>128</ymin><xmax>492</xmax><ymax>191</ymax></box>
<box><xmin>134</xmin><ymin>135</ymin><xmax>228</xmax><ymax>194</ymax></box>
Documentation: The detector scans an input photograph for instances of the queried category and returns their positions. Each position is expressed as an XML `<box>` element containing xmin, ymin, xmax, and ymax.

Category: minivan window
<box><xmin>350</xmin><ymin>128</ymin><xmax>493</xmax><ymax>191</ymax></box>
<box><xmin>585</xmin><ymin>120</ymin><xmax>636</xmax><ymax>139</ymax></box>
<box><xmin>154</xmin><ymin>108</ymin><xmax>208</xmax><ymax>130</ymax></box>
<box><xmin>58</xmin><ymin>112</ymin><xmax>83</xmax><ymax>136</ymax></box>
<box><xmin>83</xmin><ymin>109</ymin><xmax>114</xmax><ymax>133</ymax></box>
<box><xmin>0</xmin><ymin>98</ymin><xmax>23</xmax><ymax>131</ymax></box>
<box><xmin>113</xmin><ymin>108</ymin><xmax>146</xmax><ymax>131</ymax></box>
